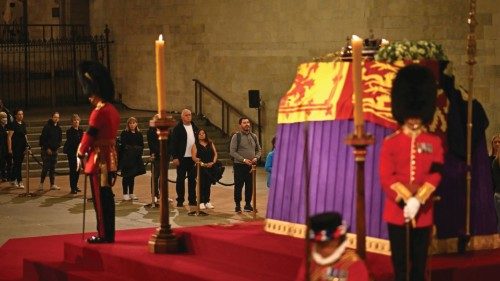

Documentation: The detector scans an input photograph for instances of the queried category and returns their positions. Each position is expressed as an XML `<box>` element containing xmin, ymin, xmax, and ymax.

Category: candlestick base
<box><xmin>148</xmin><ymin>228</ymin><xmax>179</xmax><ymax>253</ymax></box>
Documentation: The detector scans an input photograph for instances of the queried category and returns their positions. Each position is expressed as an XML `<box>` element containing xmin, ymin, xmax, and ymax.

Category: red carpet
<box><xmin>0</xmin><ymin>222</ymin><xmax>499</xmax><ymax>281</ymax></box>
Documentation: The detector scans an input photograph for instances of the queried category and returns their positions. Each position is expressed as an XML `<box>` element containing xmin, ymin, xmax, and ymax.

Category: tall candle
<box><xmin>155</xmin><ymin>34</ymin><xmax>166</xmax><ymax>117</ymax></box>
<box><xmin>351</xmin><ymin>35</ymin><xmax>364</xmax><ymax>137</ymax></box>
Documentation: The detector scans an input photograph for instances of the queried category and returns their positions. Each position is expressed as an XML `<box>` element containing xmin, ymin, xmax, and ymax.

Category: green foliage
<box><xmin>375</xmin><ymin>40</ymin><xmax>448</xmax><ymax>63</ymax></box>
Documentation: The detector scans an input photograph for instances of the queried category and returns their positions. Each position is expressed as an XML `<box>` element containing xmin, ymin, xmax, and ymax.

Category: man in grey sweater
<box><xmin>229</xmin><ymin>117</ymin><xmax>261</xmax><ymax>213</ymax></box>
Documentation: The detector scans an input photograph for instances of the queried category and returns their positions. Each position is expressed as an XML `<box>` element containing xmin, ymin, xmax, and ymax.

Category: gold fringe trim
<box><xmin>265</xmin><ymin>219</ymin><xmax>500</xmax><ymax>256</ymax></box>
<box><xmin>265</xmin><ymin>218</ymin><xmax>391</xmax><ymax>255</ymax></box>
<box><xmin>430</xmin><ymin>233</ymin><xmax>500</xmax><ymax>254</ymax></box>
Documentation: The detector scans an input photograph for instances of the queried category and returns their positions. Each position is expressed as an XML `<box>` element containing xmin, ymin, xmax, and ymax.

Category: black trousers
<box><xmin>122</xmin><ymin>176</ymin><xmax>135</xmax><ymax>195</ymax></box>
<box><xmin>175</xmin><ymin>157</ymin><xmax>196</xmax><ymax>205</ymax></box>
<box><xmin>152</xmin><ymin>157</ymin><xmax>160</xmax><ymax>197</ymax></box>
<box><xmin>233</xmin><ymin>163</ymin><xmax>253</xmax><ymax>206</ymax></box>
<box><xmin>11</xmin><ymin>148</ymin><xmax>25</xmax><ymax>182</ymax></box>
<box><xmin>40</xmin><ymin>150</ymin><xmax>57</xmax><ymax>185</ymax></box>
<box><xmin>89</xmin><ymin>172</ymin><xmax>115</xmax><ymax>242</ymax></box>
<box><xmin>67</xmin><ymin>154</ymin><xmax>80</xmax><ymax>191</ymax></box>
<box><xmin>388</xmin><ymin>223</ymin><xmax>431</xmax><ymax>281</ymax></box>
<box><xmin>0</xmin><ymin>151</ymin><xmax>11</xmax><ymax>180</ymax></box>
<box><xmin>199</xmin><ymin>168</ymin><xmax>212</xmax><ymax>204</ymax></box>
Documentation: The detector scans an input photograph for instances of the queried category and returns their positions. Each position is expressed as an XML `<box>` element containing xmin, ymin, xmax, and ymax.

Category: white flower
<box><xmin>375</xmin><ymin>40</ymin><xmax>448</xmax><ymax>62</ymax></box>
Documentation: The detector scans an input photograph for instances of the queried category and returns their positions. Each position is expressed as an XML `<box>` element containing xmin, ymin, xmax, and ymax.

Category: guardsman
<box><xmin>379</xmin><ymin>64</ymin><xmax>444</xmax><ymax>281</ymax></box>
<box><xmin>77</xmin><ymin>61</ymin><xmax>120</xmax><ymax>244</ymax></box>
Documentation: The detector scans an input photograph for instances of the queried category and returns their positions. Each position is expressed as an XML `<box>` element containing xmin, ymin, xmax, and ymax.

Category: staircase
<box><xmin>22</xmin><ymin>113</ymin><xmax>231</xmax><ymax>177</ymax></box>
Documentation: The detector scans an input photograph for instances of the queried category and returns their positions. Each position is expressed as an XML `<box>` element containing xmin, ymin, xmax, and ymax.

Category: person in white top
<box><xmin>170</xmin><ymin>109</ymin><xmax>199</xmax><ymax>207</ymax></box>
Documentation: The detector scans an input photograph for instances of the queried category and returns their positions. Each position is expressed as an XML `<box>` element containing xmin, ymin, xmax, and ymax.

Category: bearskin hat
<box><xmin>309</xmin><ymin>212</ymin><xmax>346</xmax><ymax>242</ymax></box>
<box><xmin>77</xmin><ymin>60</ymin><xmax>115</xmax><ymax>102</ymax></box>
<box><xmin>391</xmin><ymin>64</ymin><xmax>437</xmax><ymax>125</ymax></box>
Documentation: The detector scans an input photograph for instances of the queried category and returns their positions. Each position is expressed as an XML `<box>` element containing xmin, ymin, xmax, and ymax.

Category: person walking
<box><xmin>38</xmin><ymin>112</ymin><xmax>62</xmax><ymax>191</ymax></box>
<box><xmin>76</xmin><ymin>60</ymin><xmax>120</xmax><ymax>244</ymax></box>
<box><xmin>119</xmin><ymin>117</ymin><xmax>145</xmax><ymax>201</ymax></box>
<box><xmin>191</xmin><ymin>129</ymin><xmax>218</xmax><ymax>209</ymax></box>
<box><xmin>229</xmin><ymin>117</ymin><xmax>261</xmax><ymax>213</ymax></box>
<box><xmin>63</xmin><ymin>114</ymin><xmax>84</xmax><ymax>194</ymax></box>
<box><xmin>170</xmin><ymin>108</ymin><xmax>199</xmax><ymax>208</ymax></box>
<box><xmin>6</xmin><ymin>109</ymin><xmax>28</xmax><ymax>189</ymax></box>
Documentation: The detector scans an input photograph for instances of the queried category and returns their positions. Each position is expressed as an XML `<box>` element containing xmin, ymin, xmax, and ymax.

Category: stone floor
<box><xmin>0</xmin><ymin>166</ymin><xmax>270</xmax><ymax>246</ymax></box>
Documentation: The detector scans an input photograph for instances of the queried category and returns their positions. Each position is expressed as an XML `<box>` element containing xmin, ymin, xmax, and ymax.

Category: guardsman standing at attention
<box><xmin>76</xmin><ymin>60</ymin><xmax>120</xmax><ymax>244</ymax></box>
<box><xmin>379</xmin><ymin>64</ymin><xmax>444</xmax><ymax>281</ymax></box>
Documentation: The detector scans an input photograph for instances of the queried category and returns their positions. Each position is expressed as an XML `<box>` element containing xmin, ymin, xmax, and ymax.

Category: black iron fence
<box><xmin>0</xmin><ymin>24</ymin><xmax>111</xmax><ymax>109</ymax></box>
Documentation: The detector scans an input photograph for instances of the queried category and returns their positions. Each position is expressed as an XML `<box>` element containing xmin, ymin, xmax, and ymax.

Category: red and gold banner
<box><xmin>278</xmin><ymin>60</ymin><xmax>448</xmax><ymax>133</ymax></box>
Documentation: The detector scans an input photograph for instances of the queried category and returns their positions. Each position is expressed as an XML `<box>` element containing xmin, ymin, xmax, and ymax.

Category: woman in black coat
<box><xmin>119</xmin><ymin>117</ymin><xmax>145</xmax><ymax>201</ymax></box>
<box><xmin>63</xmin><ymin>114</ymin><xmax>84</xmax><ymax>194</ymax></box>
<box><xmin>7</xmin><ymin>109</ymin><xmax>28</xmax><ymax>188</ymax></box>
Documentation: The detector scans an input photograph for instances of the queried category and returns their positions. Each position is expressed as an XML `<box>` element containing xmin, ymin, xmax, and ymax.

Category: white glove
<box><xmin>77</xmin><ymin>157</ymin><xmax>82</xmax><ymax>171</ymax></box>
<box><xmin>403</xmin><ymin>197</ymin><xmax>421</xmax><ymax>221</ymax></box>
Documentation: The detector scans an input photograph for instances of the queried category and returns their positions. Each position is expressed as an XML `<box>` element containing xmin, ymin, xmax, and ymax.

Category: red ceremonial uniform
<box><xmin>295</xmin><ymin>249</ymin><xmax>369</xmax><ymax>281</ymax></box>
<box><xmin>78</xmin><ymin>102</ymin><xmax>120</xmax><ymax>174</ymax></box>
<box><xmin>379</xmin><ymin>128</ymin><xmax>444</xmax><ymax>227</ymax></box>
<box><xmin>78</xmin><ymin>101</ymin><xmax>120</xmax><ymax>242</ymax></box>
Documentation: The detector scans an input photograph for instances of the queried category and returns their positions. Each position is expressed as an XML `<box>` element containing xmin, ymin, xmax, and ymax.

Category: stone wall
<box><xmin>27</xmin><ymin>0</ymin><xmax>58</xmax><ymax>25</ymax></box>
<box><xmin>89</xmin><ymin>0</ymin><xmax>499</xmax><ymax>153</ymax></box>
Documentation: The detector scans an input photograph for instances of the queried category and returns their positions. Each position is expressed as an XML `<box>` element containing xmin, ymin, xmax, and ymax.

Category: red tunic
<box><xmin>295</xmin><ymin>249</ymin><xmax>369</xmax><ymax>281</ymax></box>
<box><xmin>379</xmin><ymin>129</ymin><xmax>444</xmax><ymax>227</ymax></box>
<box><xmin>78</xmin><ymin>102</ymin><xmax>120</xmax><ymax>174</ymax></box>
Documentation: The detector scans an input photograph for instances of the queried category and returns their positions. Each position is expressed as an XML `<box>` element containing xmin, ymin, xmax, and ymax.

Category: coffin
<box><xmin>264</xmin><ymin>60</ymin><xmax>499</xmax><ymax>254</ymax></box>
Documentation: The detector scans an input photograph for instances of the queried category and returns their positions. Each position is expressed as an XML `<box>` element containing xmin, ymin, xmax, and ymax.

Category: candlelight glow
<box><xmin>156</xmin><ymin>34</ymin><xmax>166</xmax><ymax>116</ymax></box>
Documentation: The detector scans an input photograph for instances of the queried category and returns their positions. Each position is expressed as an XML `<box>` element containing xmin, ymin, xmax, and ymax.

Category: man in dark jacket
<box><xmin>38</xmin><ymin>112</ymin><xmax>62</xmax><ymax>191</ymax></box>
<box><xmin>170</xmin><ymin>109</ymin><xmax>198</xmax><ymax>207</ymax></box>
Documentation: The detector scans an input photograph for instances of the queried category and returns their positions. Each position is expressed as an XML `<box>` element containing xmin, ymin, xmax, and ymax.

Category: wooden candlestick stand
<box><xmin>345</xmin><ymin>131</ymin><xmax>374</xmax><ymax>259</ymax></box>
<box><xmin>148</xmin><ymin>115</ymin><xmax>179</xmax><ymax>253</ymax></box>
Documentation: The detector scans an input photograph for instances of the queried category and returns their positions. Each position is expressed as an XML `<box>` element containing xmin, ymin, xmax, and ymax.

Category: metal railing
<box><xmin>0</xmin><ymin>24</ymin><xmax>112</xmax><ymax>109</ymax></box>
<box><xmin>0</xmin><ymin>24</ymin><xmax>90</xmax><ymax>43</ymax></box>
<box><xmin>193</xmin><ymin>79</ymin><xmax>259</xmax><ymax>136</ymax></box>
